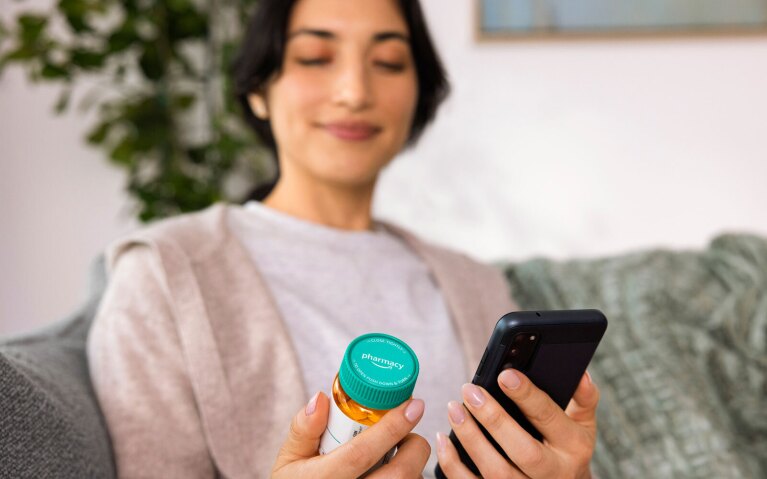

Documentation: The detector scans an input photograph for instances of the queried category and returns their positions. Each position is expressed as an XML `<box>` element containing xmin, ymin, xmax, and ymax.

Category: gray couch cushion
<box><xmin>0</xmin><ymin>257</ymin><xmax>115</xmax><ymax>479</ymax></box>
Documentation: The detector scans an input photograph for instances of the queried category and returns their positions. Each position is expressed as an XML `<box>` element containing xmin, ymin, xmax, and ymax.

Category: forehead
<box><xmin>288</xmin><ymin>0</ymin><xmax>409</xmax><ymax>38</ymax></box>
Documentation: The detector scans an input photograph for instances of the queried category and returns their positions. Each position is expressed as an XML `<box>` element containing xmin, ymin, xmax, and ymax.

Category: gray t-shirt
<box><xmin>228</xmin><ymin>201</ymin><xmax>468</xmax><ymax>476</ymax></box>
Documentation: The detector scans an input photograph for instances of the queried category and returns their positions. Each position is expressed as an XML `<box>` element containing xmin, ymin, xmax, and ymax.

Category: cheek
<box><xmin>381</xmin><ymin>77</ymin><xmax>418</xmax><ymax>137</ymax></box>
<box><xmin>269</xmin><ymin>73</ymin><xmax>326</xmax><ymax>136</ymax></box>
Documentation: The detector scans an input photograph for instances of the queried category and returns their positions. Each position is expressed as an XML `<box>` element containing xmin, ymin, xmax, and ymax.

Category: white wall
<box><xmin>2</xmin><ymin>0</ymin><xmax>766</xmax><ymax>336</ymax></box>
<box><xmin>0</xmin><ymin>67</ymin><xmax>138</xmax><ymax>337</ymax></box>
<box><xmin>376</xmin><ymin>0</ymin><xmax>767</xmax><ymax>261</ymax></box>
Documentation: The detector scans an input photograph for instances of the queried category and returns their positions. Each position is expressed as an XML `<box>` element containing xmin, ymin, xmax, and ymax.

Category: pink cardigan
<box><xmin>87</xmin><ymin>203</ymin><xmax>516</xmax><ymax>478</ymax></box>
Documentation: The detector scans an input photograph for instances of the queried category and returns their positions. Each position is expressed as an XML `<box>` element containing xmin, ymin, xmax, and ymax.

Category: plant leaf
<box><xmin>70</xmin><ymin>48</ymin><xmax>105</xmax><ymax>70</ymax></box>
<box><xmin>86</xmin><ymin>120</ymin><xmax>112</xmax><ymax>145</ymax></box>
<box><xmin>107</xmin><ymin>22</ymin><xmax>138</xmax><ymax>54</ymax></box>
<box><xmin>138</xmin><ymin>43</ymin><xmax>163</xmax><ymax>80</ymax></box>
<box><xmin>109</xmin><ymin>135</ymin><xmax>135</xmax><ymax>165</ymax></box>
<box><xmin>18</xmin><ymin>14</ymin><xmax>47</xmax><ymax>43</ymax></box>
<box><xmin>41</xmin><ymin>61</ymin><xmax>69</xmax><ymax>79</ymax></box>
<box><xmin>54</xmin><ymin>88</ymin><xmax>72</xmax><ymax>113</ymax></box>
<box><xmin>173</xmin><ymin>93</ymin><xmax>195</xmax><ymax>110</ymax></box>
<box><xmin>57</xmin><ymin>0</ymin><xmax>93</xmax><ymax>33</ymax></box>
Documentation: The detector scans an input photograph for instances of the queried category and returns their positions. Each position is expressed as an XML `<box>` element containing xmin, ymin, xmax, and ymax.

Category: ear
<box><xmin>247</xmin><ymin>93</ymin><xmax>269</xmax><ymax>120</ymax></box>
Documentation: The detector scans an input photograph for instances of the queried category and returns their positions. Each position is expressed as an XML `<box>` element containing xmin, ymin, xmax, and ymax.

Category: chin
<box><xmin>314</xmin><ymin>155</ymin><xmax>392</xmax><ymax>187</ymax></box>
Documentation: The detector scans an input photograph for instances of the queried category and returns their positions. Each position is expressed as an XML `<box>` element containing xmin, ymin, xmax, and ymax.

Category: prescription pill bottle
<box><xmin>319</xmin><ymin>333</ymin><xmax>419</xmax><ymax>472</ymax></box>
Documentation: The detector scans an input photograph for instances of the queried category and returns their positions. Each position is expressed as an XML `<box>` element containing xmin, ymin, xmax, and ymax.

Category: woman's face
<box><xmin>250</xmin><ymin>0</ymin><xmax>418</xmax><ymax>191</ymax></box>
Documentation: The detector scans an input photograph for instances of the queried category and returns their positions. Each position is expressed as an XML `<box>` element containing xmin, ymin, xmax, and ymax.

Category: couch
<box><xmin>2</xmin><ymin>234</ymin><xmax>765</xmax><ymax>478</ymax></box>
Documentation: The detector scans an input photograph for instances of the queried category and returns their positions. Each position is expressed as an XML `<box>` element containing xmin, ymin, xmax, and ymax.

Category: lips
<box><xmin>323</xmin><ymin>121</ymin><xmax>381</xmax><ymax>141</ymax></box>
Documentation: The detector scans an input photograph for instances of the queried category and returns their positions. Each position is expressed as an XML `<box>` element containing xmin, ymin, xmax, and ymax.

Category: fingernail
<box><xmin>500</xmin><ymin>369</ymin><xmax>521</xmax><ymax>390</ymax></box>
<box><xmin>436</xmin><ymin>432</ymin><xmax>447</xmax><ymax>454</ymax></box>
<box><xmin>462</xmin><ymin>383</ymin><xmax>485</xmax><ymax>407</ymax></box>
<box><xmin>585</xmin><ymin>370</ymin><xmax>593</xmax><ymax>385</ymax></box>
<box><xmin>447</xmin><ymin>400</ymin><xmax>465</xmax><ymax>425</ymax></box>
<box><xmin>404</xmin><ymin>399</ymin><xmax>425</xmax><ymax>423</ymax></box>
<box><xmin>305</xmin><ymin>391</ymin><xmax>320</xmax><ymax>416</ymax></box>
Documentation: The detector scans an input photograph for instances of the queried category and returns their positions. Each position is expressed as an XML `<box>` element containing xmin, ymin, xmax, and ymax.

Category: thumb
<box><xmin>278</xmin><ymin>391</ymin><xmax>330</xmax><ymax>461</ymax></box>
<box><xmin>565</xmin><ymin>371</ymin><xmax>600</xmax><ymax>431</ymax></box>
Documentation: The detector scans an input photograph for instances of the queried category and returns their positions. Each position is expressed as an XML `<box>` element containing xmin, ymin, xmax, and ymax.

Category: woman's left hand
<box><xmin>436</xmin><ymin>369</ymin><xmax>599</xmax><ymax>479</ymax></box>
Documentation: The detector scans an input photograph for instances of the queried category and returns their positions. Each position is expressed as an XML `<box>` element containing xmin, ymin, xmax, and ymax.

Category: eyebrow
<box><xmin>287</xmin><ymin>28</ymin><xmax>410</xmax><ymax>43</ymax></box>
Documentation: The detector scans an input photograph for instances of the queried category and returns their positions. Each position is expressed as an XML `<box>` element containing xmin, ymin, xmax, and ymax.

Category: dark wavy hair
<box><xmin>231</xmin><ymin>0</ymin><xmax>450</xmax><ymax>201</ymax></box>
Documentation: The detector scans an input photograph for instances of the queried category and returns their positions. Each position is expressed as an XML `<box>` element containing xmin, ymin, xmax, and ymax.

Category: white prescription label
<box><xmin>319</xmin><ymin>396</ymin><xmax>395</xmax><ymax>475</ymax></box>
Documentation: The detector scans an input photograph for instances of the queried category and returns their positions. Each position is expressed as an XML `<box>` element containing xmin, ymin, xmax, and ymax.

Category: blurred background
<box><xmin>2</xmin><ymin>0</ymin><xmax>766</xmax><ymax>337</ymax></box>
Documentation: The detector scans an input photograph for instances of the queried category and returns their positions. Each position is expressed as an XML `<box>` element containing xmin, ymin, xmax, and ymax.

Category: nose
<box><xmin>332</xmin><ymin>60</ymin><xmax>373</xmax><ymax>111</ymax></box>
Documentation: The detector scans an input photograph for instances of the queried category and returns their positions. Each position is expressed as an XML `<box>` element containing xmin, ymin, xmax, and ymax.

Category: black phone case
<box><xmin>435</xmin><ymin>309</ymin><xmax>607</xmax><ymax>478</ymax></box>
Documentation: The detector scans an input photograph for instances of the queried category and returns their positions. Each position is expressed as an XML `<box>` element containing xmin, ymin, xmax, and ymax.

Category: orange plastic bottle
<box><xmin>319</xmin><ymin>333</ymin><xmax>420</xmax><ymax>473</ymax></box>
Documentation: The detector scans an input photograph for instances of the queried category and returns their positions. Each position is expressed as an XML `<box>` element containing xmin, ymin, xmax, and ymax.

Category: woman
<box><xmin>87</xmin><ymin>0</ymin><xmax>600</xmax><ymax>477</ymax></box>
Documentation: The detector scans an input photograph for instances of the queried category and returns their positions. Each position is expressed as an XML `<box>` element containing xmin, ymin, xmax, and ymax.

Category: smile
<box><xmin>322</xmin><ymin>122</ymin><xmax>381</xmax><ymax>141</ymax></box>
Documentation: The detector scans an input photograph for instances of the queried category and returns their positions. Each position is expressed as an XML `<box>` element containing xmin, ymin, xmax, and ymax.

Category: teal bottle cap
<box><xmin>338</xmin><ymin>333</ymin><xmax>419</xmax><ymax>410</ymax></box>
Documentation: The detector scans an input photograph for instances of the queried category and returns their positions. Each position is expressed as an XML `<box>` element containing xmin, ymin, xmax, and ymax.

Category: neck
<box><xmin>262</xmin><ymin>174</ymin><xmax>377</xmax><ymax>232</ymax></box>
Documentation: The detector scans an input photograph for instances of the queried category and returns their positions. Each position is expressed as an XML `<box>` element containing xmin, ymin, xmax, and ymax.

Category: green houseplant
<box><xmin>0</xmin><ymin>0</ymin><xmax>268</xmax><ymax>222</ymax></box>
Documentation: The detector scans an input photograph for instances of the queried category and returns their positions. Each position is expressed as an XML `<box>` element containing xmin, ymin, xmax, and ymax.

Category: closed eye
<box><xmin>296</xmin><ymin>58</ymin><xmax>406</xmax><ymax>72</ymax></box>
<box><xmin>374</xmin><ymin>61</ymin><xmax>405</xmax><ymax>72</ymax></box>
<box><xmin>296</xmin><ymin>58</ymin><xmax>329</xmax><ymax>66</ymax></box>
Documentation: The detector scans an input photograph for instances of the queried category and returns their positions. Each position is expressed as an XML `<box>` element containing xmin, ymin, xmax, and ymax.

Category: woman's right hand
<box><xmin>271</xmin><ymin>391</ymin><xmax>430</xmax><ymax>478</ymax></box>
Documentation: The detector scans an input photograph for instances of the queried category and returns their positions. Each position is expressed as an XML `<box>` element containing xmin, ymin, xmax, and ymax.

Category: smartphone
<box><xmin>435</xmin><ymin>309</ymin><xmax>607</xmax><ymax>478</ymax></box>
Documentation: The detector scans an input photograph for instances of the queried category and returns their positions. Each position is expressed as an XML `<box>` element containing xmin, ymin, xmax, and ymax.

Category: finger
<box><xmin>366</xmin><ymin>433</ymin><xmax>430</xmax><ymax>479</ymax></box>
<box><xmin>564</xmin><ymin>371</ymin><xmax>600</xmax><ymax>432</ymax></box>
<box><xmin>496</xmin><ymin>369</ymin><xmax>578</xmax><ymax>446</ymax></box>
<box><xmin>461</xmin><ymin>383</ymin><xmax>558</xmax><ymax>477</ymax></box>
<box><xmin>435</xmin><ymin>431</ymin><xmax>480</xmax><ymax>479</ymax></box>
<box><xmin>444</xmin><ymin>400</ymin><xmax>521</xmax><ymax>478</ymax></box>
<box><xmin>322</xmin><ymin>398</ymin><xmax>425</xmax><ymax>477</ymax></box>
<box><xmin>275</xmin><ymin>391</ymin><xmax>330</xmax><ymax>466</ymax></box>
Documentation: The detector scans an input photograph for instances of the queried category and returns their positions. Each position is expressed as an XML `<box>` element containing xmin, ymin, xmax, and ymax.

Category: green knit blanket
<box><xmin>501</xmin><ymin>234</ymin><xmax>767</xmax><ymax>478</ymax></box>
